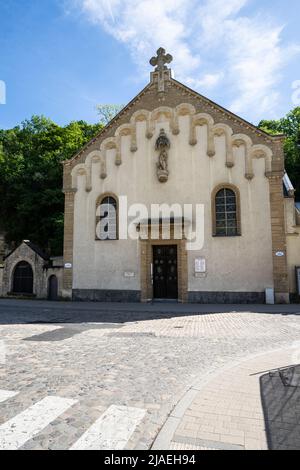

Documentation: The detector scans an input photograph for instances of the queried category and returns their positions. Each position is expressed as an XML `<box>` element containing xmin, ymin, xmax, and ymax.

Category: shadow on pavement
<box><xmin>260</xmin><ymin>365</ymin><xmax>300</xmax><ymax>450</ymax></box>
<box><xmin>0</xmin><ymin>298</ymin><xmax>299</xmax><ymax>325</ymax></box>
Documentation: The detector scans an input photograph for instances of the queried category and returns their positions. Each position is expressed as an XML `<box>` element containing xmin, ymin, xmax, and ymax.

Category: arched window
<box><xmin>13</xmin><ymin>261</ymin><xmax>33</xmax><ymax>294</ymax></box>
<box><xmin>96</xmin><ymin>195</ymin><xmax>118</xmax><ymax>240</ymax></box>
<box><xmin>213</xmin><ymin>186</ymin><xmax>241</xmax><ymax>237</ymax></box>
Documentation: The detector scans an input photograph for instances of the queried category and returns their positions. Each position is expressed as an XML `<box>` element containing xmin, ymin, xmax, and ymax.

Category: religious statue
<box><xmin>155</xmin><ymin>129</ymin><xmax>170</xmax><ymax>183</ymax></box>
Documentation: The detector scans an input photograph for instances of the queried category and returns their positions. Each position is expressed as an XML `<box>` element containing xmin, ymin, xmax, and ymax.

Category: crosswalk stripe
<box><xmin>0</xmin><ymin>390</ymin><xmax>18</xmax><ymax>403</ymax></box>
<box><xmin>70</xmin><ymin>405</ymin><xmax>146</xmax><ymax>450</ymax></box>
<box><xmin>0</xmin><ymin>396</ymin><xmax>77</xmax><ymax>450</ymax></box>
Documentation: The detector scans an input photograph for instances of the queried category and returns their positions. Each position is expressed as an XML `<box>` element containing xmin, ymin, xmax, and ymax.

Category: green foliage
<box><xmin>0</xmin><ymin>116</ymin><xmax>102</xmax><ymax>255</ymax></box>
<box><xmin>96</xmin><ymin>104</ymin><xmax>125</xmax><ymax>125</ymax></box>
<box><xmin>259</xmin><ymin>107</ymin><xmax>300</xmax><ymax>200</ymax></box>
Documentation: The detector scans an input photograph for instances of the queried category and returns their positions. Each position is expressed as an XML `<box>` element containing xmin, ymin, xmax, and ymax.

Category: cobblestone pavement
<box><xmin>0</xmin><ymin>300</ymin><xmax>300</xmax><ymax>450</ymax></box>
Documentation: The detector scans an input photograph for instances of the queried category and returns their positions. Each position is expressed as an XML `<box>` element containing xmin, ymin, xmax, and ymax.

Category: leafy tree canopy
<box><xmin>259</xmin><ymin>107</ymin><xmax>300</xmax><ymax>200</ymax></box>
<box><xmin>96</xmin><ymin>104</ymin><xmax>125</xmax><ymax>125</ymax></box>
<box><xmin>0</xmin><ymin>116</ymin><xmax>102</xmax><ymax>255</ymax></box>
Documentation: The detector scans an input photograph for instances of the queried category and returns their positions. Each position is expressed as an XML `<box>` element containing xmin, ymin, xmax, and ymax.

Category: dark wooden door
<box><xmin>48</xmin><ymin>275</ymin><xmax>58</xmax><ymax>301</ymax></box>
<box><xmin>153</xmin><ymin>245</ymin><xmax>178</xmax><ymax>300</ymax></box>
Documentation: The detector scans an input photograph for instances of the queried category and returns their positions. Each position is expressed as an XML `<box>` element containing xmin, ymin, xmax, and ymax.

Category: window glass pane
<box><xmin>216</xmin><ymin>205</ymin><xmax>225</xmax><ymax>213</ymax></box>
<box><xmin>216</xmin><ymin>220</ymin><xmax>225</xmax><ymax>228</ymax></box>
<box><xmin>226</xmin><ymin>196</ymin><xmax>236</xmax><ymax>204</ymax></box>
<box><xmin>215</xmin><ymin>188</ymin><xmax>238</xmax><ymax>237</ymax></box>
<box><xmin>216</xmin><ymin>190</ymin><xmax>226</xmax><ymax>199</ymax></box>
<box><xmin>227</xmin><ymin>220</ymin><xmax>237</xmax><ymax>228</ymax></box>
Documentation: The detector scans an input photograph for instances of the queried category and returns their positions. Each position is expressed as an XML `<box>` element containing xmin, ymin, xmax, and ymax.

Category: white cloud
<box><xmin>185</xmin><ymin>73</ymin><xmax>224</xmax><ymax>90</ymax></box>
<box><xmin>76</xmin><ymin>0</ymin><xmax>200</xmax><ymax>78</ymax></box>
<box><xmin>68</xmin><ymin>0</ymin><xmax>300</xmax><ymax>121</ymax></box>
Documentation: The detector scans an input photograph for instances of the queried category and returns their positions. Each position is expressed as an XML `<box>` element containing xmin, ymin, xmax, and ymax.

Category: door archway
<box><xmin>13</xmin><ymin>261</ymin><xmax>34</xmax><ymax>294</ymax></box>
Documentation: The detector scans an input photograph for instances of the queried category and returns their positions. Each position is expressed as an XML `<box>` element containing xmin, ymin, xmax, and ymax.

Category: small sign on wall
<box><xmin>64</xmin><ymin>263</ymin><xmax>72</xmax><ymax>269</ymax></box>
<box><xmin>124</xmin><ymin>272</ymin><xmax>135</xmax><ymax>278</ymax></box>
<box><xmin>195</xmin><ymin>258</ymin><xmax>206</xmax><ymax>276</ymax></box>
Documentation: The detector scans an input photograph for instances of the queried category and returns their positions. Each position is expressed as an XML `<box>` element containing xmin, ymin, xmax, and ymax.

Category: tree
<box><xmin>0</xmin><ymin>116</ymin><xmax>103</xmax><ymax>255</ymax></box>
<box><xmin>259</xmin><ymin>107</ymin><xmax>300</xmax><ymax>200</ymax></box>
<box><xmin>96</xmin><ymin>104</ymin><xmax>125</xmax><ymax>125</ymax></box>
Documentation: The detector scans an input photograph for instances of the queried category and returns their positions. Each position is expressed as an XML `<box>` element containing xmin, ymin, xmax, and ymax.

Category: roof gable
<box><xmin>63</xmin><ymin>68</ymin><xmax>285</xmax><ymax>173</ymax></box>
<box><xmin>5</xmin><ymin>241</ymin><xmax>49</xmax><ymax>261</ymax></box>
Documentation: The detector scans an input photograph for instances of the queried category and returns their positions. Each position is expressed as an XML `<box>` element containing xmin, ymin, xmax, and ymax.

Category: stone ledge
<box><xmin>72</xmin><ymin>289</ymin><xmax>141</xmax><ymax>303</ymax></box>
<box><xmin>188</xmin><ymin>291</ymin><xmax>266</xmax><ymax>304</ymax></box>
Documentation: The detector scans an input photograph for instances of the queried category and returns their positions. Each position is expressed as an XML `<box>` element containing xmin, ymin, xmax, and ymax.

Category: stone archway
<box><xmin>13</xmin><ymin>261</ymin><xmax>33</xmax><ymax>294</ymax></box>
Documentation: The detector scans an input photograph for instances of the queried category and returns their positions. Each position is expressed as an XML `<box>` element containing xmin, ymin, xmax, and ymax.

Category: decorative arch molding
<box><xmin>232</xmin><ymin>134</ymin><xmax>253</xmax><ymax>180</ymax></box>
<box><xmin>250</xmin><ymin>145</ymin><xmax>273</xmax><ymax>177</ymax></box>
<box><xmin>70</xmin><ymin>104</ymin><xmax>274</xmax><ymax>191</ymax></box>
<box><xmin>85</xmin><ymin>150</ymin><xmax>106</xmax><ymax>185</ymax></box>
<box><xmin>189</xmin><ymin>112</ymin><xmax>215</xmax><ymax>157</ymax></box>
<box><xmin>71</xmin><ymin>164</ymin><xmax>90</xmax><ymax>192</ymax></box>
<box><xmin>212</xmin><ymin>123</ymin><xmax>234</xmax><ymax>168</ymax></box>
<box><xmin>130</xmin><ymin>110</ymin><xmax>152</xmax><ymax>139</ymax></box>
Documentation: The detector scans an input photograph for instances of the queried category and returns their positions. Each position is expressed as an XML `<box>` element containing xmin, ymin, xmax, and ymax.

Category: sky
<box><xmin>0</xmin><ymin>0</ymin><xmax>300</xmax><ymax>129</ymax></box>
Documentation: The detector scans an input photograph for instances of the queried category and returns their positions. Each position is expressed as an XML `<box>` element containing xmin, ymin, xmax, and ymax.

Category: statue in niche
<box><xmin>155</xmin><ymin>129</ymin><xmax>170</xmax><ymax>183</ymax></box>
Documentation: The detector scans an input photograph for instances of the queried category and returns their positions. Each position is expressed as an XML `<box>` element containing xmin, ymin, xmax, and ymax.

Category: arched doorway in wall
<box><xmin>13</xmin><ymin>261</ymin><xmax>34</xmax><ymax>294</ymax></box>
<box><xmin>48</xmin><ymin>275</ymin><xmax>58</xmax><ymax>300</ymax></box>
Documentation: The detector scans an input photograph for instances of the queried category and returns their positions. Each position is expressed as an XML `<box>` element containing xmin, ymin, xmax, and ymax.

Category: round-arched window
<box><xmin>96</xmin><ymin>196</ymin><xmax>118</xmax><ymax>240</ymax></box>
<box><xmin>215</xmin><ymin>188</ymin><xmax>238</xmax><ymax>236</ymax></box>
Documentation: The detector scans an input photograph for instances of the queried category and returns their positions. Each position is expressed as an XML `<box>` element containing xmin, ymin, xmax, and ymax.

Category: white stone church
<box><xmin>1</xmin><ymin>49</ymin><xmax>300</xmax><ymax>303</ymax></box>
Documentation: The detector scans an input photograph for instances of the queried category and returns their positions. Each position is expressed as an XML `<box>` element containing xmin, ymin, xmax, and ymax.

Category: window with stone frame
<box><xmin>214</xmin><ymin>188</ymin><xmax>239</xmax><ymax>237</ymax></box>
<box><xmin>96</xmin><ymin>195</ymin><xmax>118</xmax><ymax>240</ymax></box>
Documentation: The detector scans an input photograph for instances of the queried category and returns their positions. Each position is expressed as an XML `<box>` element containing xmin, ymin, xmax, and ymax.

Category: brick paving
<box><xmin>165</xmin><ymin>347</ymin><xmax>300</xmax><ymax>451</ymax></box>
<box><xmin>0</xmin><ymin>300</ymin><xmax>300</xmax><ymax>450</ymax></box>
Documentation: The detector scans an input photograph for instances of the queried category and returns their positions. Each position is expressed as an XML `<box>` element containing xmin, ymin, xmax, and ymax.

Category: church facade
<box><xmin>60</xmin><ymin>49</ymin><xmax>300</xmax><ymax>304</ymax></box>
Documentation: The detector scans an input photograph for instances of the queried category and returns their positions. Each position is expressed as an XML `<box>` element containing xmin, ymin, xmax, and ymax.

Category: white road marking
<box><xmin>70</xmin><ymin>405</ymin><xmax>146</xmax><ymax>450</ymax></box>
<box><xmin>0</xmin><ymin>396</ymin><xmax>77</xmax><ymax>450</ymax></box>
<box><xmin>0</xmin><ymin>390</ymin><xmax>18</xmax><ymax>403</ymax></box>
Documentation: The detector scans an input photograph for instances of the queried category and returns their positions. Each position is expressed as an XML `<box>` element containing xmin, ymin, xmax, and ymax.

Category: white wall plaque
<box><xmin>195</xmin><ymin>258</ymin><xmax>206</xmax><ymax>273</ymax></box>
<box><xmin>275</xmin><ymin>251</ymin><xmax>285</xmax><ymax>257</ymax></box>
<box><xmin>124</xmin><ymin>272</ymin><xmax>135</xmax><ymax>278</ymax></box>
<box><xmin>64</xmin><ymin>263</ymin><xmax>72</xmax><ymax>269</ymax></box>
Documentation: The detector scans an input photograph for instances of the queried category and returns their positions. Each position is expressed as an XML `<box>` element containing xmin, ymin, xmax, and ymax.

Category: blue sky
<box><xmin>0</xmin><ymin>0</ymin><xmax>300</xmax><ymax>129</ymax></box>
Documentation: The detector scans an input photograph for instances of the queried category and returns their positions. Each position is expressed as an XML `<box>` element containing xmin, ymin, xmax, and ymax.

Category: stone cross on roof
<box><xmin>150</xmin><ymin>48</ymin><xmax>173</xmax><ymax>73</ymax></box>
